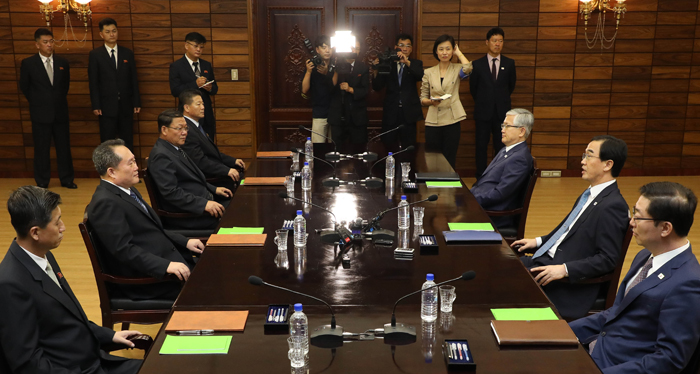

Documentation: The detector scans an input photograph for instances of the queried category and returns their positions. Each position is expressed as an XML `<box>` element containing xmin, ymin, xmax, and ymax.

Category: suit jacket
<box><xmin>19</xmin><ymin>53</ymin><xmax>70</xmax><ymax>124</ymax></box>
<box><xmin>88</xmin><ymin>45</ymin><xmax>140</xmax><ymax>116</ymax></box>
<box><xmin>372</xmin><ymin>59</ymin><xmax>424</xmax><ymax>128</ymax></box>
<box><xmin>328</xmin><ymin>61</ymin><xmax>370</xmax><ymax>127</ymax></box>
<box><xmin>471</xmin><ymin>141</ymin><xmax>532</xmax><ymax>211</ymax></box>
<box><xmin>86</xmin><ymin>180</ymin><xmax>192</xmax><ymax>300</ymax></box>
<box><xmin>532</xmin><ymin>182</ymin><xmax>629</xmax><ymax>319</ymax></box>
<box><xmin>469</xmin><ymin>54</ymin><xmax>516</xmax><ymax>122</ymax></box>
<box><xmin>181</xmin><ymin>117</ymin><xmax>238</xmax><ymax>178</ymax></box>
<box><xmin>169</xmin><ymin>56</ymin><xmax>217</xmax><ymax>134</ymax></box>
<box><xmin>148</xmin><ymin>138</ymin><xmax>217</xmax><ymax>215</ymax></box>
<box><xmin>0</xmin><ymin>241</ymin><xmax>126</xmax><ymax>374</ymax></box>
<box><xmin>570</xmin><ymin>247</ymin><xmax>700</xmax><ymax>374</ymax></box>
<box><xmin>420</xmin><ymin>62</ymin><xmax>472</xmax><ymax>126</ymax></box>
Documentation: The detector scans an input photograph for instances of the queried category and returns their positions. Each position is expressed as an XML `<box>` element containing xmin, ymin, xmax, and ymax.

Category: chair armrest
<box><xmin>554</xmin><ymin>273</ymin><xmax>613</xmax><ymax>285</ymax></box>
<box><xmin>102</xmin><ymin>273</ymin><xmax>182</xmax><ymax>285</ymax></box>
<box><xmin>484</xmin><ymin>208</ymin><xmax>524</xmax><ymax>217</ymax></box>
<box><xmin>102</xmin><ymin>334</ymin><xmax>154</xmax><ymax>352</ymax></box>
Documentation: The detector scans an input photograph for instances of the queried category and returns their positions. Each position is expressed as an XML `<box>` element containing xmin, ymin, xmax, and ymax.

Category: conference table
<box><xmin>137</xmin><ymin>143</ymin><xmax>600</xmax><ymax>373</ymax></box>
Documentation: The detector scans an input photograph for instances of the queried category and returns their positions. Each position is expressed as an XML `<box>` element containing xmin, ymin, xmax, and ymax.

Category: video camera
<box><xmin>373</xmin><ymin>47</ymin><xmax>401</xmax><ymax>75</ymax></box>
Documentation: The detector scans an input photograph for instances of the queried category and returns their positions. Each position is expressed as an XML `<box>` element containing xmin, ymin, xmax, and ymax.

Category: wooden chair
<box><xmin>79</xmin><ymin>215</ymin><xmax>176</xmax><ymax>330</ymax></box>
<box><xmin>484</xmin><ymin>157</ymin><xmax>539</xmax><ymax>244</ymax></box>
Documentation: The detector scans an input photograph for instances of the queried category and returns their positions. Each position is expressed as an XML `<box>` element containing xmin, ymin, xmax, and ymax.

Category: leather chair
<box><xmin>79</xmin><ymin>215</ymin><xmax>176</xmax><ymax>330</ymax></box>
<box><xmin>484</xmin><ymin>157</ymin><xmax>539</xmax><ymax>245</ymax></box>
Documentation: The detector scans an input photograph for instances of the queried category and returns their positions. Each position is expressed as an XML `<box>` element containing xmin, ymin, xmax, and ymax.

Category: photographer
<box><xmin>329</xmin><ymin>39</ymin><xmax>370</xmax><ymax>145</ymax></box>
<box><xmin>301</xmin><ymin>35</ymin><xmax>337</xmax><ymax>143</ymax></box>
<box><xmin>371</xmin><ymin>33</ymin><xmax>424</xmax><ymax>148</ymax></box>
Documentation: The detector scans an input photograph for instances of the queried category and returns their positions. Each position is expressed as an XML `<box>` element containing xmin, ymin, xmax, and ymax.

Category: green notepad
<box><xmin>159</xmin><ymin>335</ymin><xmax>232</xmax><ymax>355</ymax></box>
<box><xmin>491</xmin><ymin>307</ymin><xmax>558</xmax><ymax>321</ymax></box>
<box><xmin>239</xmin><ymin>179</ymin><xmax>245</xmax><ymax>185</ymax></box>
<box><xmin>448</xmin><ymin>222</ymin><xmax>494</xmax><ymax>231</ymax></box>
<box><xmin>217</xmin><ymin>227</ymin><xmax>265</xmax><ymax>234</ymax></box>
<box><xmin>425</xmin><ymin>181</ymin><xmax>463</xmax><ymax>188</ymax></box>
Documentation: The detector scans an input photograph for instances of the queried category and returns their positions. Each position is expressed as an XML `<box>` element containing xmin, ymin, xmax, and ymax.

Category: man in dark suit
<box><xmin>179</xmin><ymin>89</ymin><xmax>245</xmax><ymax>191</ymax></box>
<box><xmin>19</xmin><ymin>28</ymin><xmax>76</xmax><ymax>189</ymax></box>
<box><xmin>469</xmin><ymin>27</ymin><xmax>516</xmax><ymax>180</ymax></box>
<box><xmin>471</xmin><ymin>108</ymin><xmax>533</xmax><ymax>228</ymax></box>
<box><xmin>87</xmin><ymin>139</ymin><xmax>204</xmax><ymax>301</ymax></box>
<box><xmin>512</xmin><ymin>135</ymin><xmax>629</xmax><ymax>320</ymax></box>
<box><xmin>88</xmin><ymin>18</ymin><xmax>141</xmax><ymax>151</ymax></box>
<box><xmin>169</xmin><ymin>32</ymin><xmax>218</xmax><ymax>139</ymax></box>
<box><xmin>148</xmin><ymin>109</ymin><xmax>232</xmax><ymax>230</ymax></box>
<box><xmin>329</xmin><ymin>39</ymin><xmax>370</xmax><ymax>145</ymax></box>
<box><xmin>570</xmin><ymin>182</ymin><xmax>700</xmax><ymax>374</ymax></box>
<box><xmin>0</xmin><ymin>186</ymin><xmax>142</xmax><ymax>374</ymax></box>
<box><xmin>371</xmin><ymin>33</ymin><xmax>424</xmax><ymax>148</ymax></box>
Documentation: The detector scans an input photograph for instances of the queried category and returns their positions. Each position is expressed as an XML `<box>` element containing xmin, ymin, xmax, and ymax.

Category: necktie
<box><xmin>398</xmin><ymin>63</ymin><xmax>405</xmax><ymax>86</ymax></box>
<box><xmin>110</xmin><ymin>49</ymin><xmax>117</xmax><ymax>69</ymax></box>
<box><xmin>532</xmin><ymin>188</ymin><xmax>592</xmax><ymax>259</ymax></box>
<box><xmin>481</xmin><ymin>148</ymin><xmax>506</xmax><ymax>176</ymax></box>
<box><xmin>491</xmin><ymin>58</ymin><xmax>498</xmax><ymax>82</ymax></box>
<box><xmin>198</xmin><ymin>123</ymin><xmax>207</xmax><ymax>137</ymax></box>
<box><xmin>45</xmin><ymin>261</ymin><xmax>61</xmax><ymax>288</ymax></box>
<box><xmin>193</xmin><ymin>61</ymin><xmax>200</xmax><ymax>77</ymax></box>
<box><xmin>45</xmin><ymin>58</ymin><xmax>53</xmax><ymax>85</ymax></box>
<box><xmin>129</xmin><ymin>190</ymin><xmax>148</xmax><ymax>213</ymax></box>
<box><xmin>624</xmin><ymin>256</ymin><xmax>654</xmax><ymax>297</ymax></box>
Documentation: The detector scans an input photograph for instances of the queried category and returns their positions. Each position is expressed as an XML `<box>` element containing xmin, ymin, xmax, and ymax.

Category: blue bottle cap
<box><xmin>401</xmin><ymin>195</ymin><xmax>407</xmax><ymax>200</ymax></box>
<box><xmin>296</xmin><ymin>210</ymin><xmax>302</xmax><ymax>215</ymax></box>
<box><xmin>304</xmin><ymin>162</ymin><xmax>309</xmax><ymax>166</ymax></box>
<box><xmin>388</xmin><ymin>152</ymin><xmax>393</xmax><ymax>155</ymax></box>
<box><xmin>294</xmin><ymin>303</ymin><xmax>303</xmax><ymax>312</ymax></box>
<box><xmin>307</xmin><ymin>137</ymin><xmax>311</xmax><ymax>140</ymax></box>
<box><xmin>426</xmin><ymin>273</ymin><xmax>434</xmax><ymax>281</ymax></box>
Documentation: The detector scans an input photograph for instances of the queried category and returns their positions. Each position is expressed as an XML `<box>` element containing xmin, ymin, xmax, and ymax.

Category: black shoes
<box><xmin>37</xmin><ymin>183</ymin><xmax>49</xmax><ymax>188</ymax></box>
<box><xmin>61</xmin><ymin>183</ymin><xmax>78</xmax><ymax>189</ymax></box>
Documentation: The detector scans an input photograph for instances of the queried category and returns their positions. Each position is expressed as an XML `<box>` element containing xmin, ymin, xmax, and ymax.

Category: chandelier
<box><xmin>579</xmin><ymin>0</ymin><xmax>626</xmax><ymax>50</ymax></box>
<box><xmin>38</xmin><ymin>0</ymin><xmax>92</xmax><ymax>46</ymax></box>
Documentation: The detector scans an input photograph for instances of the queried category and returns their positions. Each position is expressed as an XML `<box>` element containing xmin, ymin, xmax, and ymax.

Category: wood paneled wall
<box><xmin>421</xmin><ymin>0</ymin><xmax>700</xmax><ymax>175</ymax></box>
<box><xmin>1</xmin><ymin>0</ymin><xmax>252</xmax><ymax>177</ymax></box>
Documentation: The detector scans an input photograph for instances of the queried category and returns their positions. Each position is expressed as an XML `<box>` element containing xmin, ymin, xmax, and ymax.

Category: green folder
<box><xmin>217</xmin><ymin>227</ymin><xmax>265</xmax><ymax>234</ymax></box>
<box><xmin>425</xmin><ymin>181</ymin><xmax>463</xmax><ymax>188</ymax></box>
<box><xmin>448</xmin><ymin>222</ymin><xmax>494</xmax><ymax>231</ymax></box>
<box><xmin>490</xmin><ymin>307</ymin><xmax>559</xmax><ymax>321</ymax></box>
<box><xmin>239</xmin><ymin>179</ymin><xmax>245</xmax><ymax>185</ymax></box>
<box><xmin>159</xmin><ymin>335</ymin><xmax>232</xmax><ymax>355</ymax></box>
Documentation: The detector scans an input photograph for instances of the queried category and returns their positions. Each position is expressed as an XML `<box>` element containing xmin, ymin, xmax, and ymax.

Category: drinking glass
<box><xmin>401</xmin><ymin>162</ymin><xmax>411</xmax><ymax>181</ymax></box>
<box><xmin>274</xmin><ymin>229</ymin><xmax>288</xmax><ymax>251</ymax></box>
<box><xmin>413</xmin><ymin>206</ymin><xmax>425</xmax><ymax>226</ymax></box>
<box><xmin>439</xmin><ymin>285</ymin><xmax>456</xmax><ymax>312</ymax></box>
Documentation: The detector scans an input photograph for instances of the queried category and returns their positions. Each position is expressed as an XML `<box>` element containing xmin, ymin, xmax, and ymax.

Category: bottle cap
<box><xmin>294</xmin><ymin>303</ymin><xmax>303</xmax><ymax>312</ymax></box>
<box><xmin>388</xmin><ymin>152</ymin><xmax>393</xmax><ymax>156</ymax></box>
<box><xmin>307</xmin><ymin>137</ymin><xmax>311</xmax><ymax>141</ymax></box>
<box><xmin>401</xmin><ymin>195</ymin><xmax>407</xmax><ymax>200</ymax></box>
<box><xmin>296</xmin><ymin>210</ymin><xmax>302</xmax><ymax>215</ymax></box>
<box><xmin>304</xmin><ymin>162</ymin><xmax>309</xmax><ymax>166</ymax></box>
<box><xmin>426</xmin><ymin>273</ymin><xmax>434</xmax><ymax>281</ymax></box>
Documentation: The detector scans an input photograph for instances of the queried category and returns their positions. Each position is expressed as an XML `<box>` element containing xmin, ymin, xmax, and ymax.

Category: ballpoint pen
<box><xmin>176</xmin><ymin>329</ymin><xmax>214</xmax><ymax>335</ymax></box>
<box><xmin>268</xmin><ymin>308</ymin><xmax>274</xmax><ymax>322</ymax></box>
<box><xmin>462</xmin><ymin>343</ymin><xmax>469</xmax><ymax>360</ymax></box>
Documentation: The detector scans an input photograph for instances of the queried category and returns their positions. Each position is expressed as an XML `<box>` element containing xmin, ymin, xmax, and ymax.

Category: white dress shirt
<box><xmin>624</xmin><ymin>241</ymin><xmax>690</xmax><ymax>294</ymax></box>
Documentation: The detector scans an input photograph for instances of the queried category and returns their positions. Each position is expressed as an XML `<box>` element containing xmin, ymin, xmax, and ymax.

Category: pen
<box><xmin>268</xmin><ymin>308</ymin><xmax>274</xmax><ymax>321</ymax></box>
<box><xmin>176</xmin><ymin>329</ymin><xmax>214</xmax><ymax>335</ymax></box>
<box><xmin>462</xmin><ymin>343</ymin><xmax>469</xmax><ymax>360</ymax></box>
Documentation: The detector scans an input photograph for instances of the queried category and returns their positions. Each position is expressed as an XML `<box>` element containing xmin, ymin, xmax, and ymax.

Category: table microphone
<box><xmin>248</xmin><ymin>275</ymin><xmax>344</xmax><ymax>348</ymax></box>
<box><xmin>380</xmin><ymin>271</ymin><xmax>476</xmax><ymax>345</ymax></box>
<box><xmin>363</xmin><ymin>194</ymin><xmax>438</xmax><ymax>241</ymax></box>
<box><xmin>278</xmin><ymin>191</ymin><xmax>345</xmax><ymax>244</ymax></box>
<box><xmin>356</xmin><ymin>125</ymin><xmax>404</xmax><ymax>162</ymax></box>
<box><xmin>362</xmin><ymin>145</ymin><xmax>415</xmax><ymax>189</ymax></box>
<box><xmin>291</xmin><ymin>148</ymin><xmax>342</xmax><ymax>187</ymax></box>
<box><xmin>298</xmin><ymin>125</ymin><xmax>341</xmax><ymax>162</ymax></box>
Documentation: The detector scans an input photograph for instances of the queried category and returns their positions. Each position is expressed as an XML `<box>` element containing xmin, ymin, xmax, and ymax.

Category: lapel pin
<box><xmin>123</xmin><ymin>59</ymin><xmax>128</xmax><ymax>63</ymax></box>
<box><xmin>658</xmin><ymin>273</ymin><xmax>664</xmax><ymax>279</ymax></box>
<box><xmin>59</xmin><ymin>66</ymin><xmax>64</xmax><ymax>70</ymax></box>
<box><xmin>57</xmin><ymin>272</ymin><xmax>63</xmax><ymax>279</ymax></box>
<box><xmin>594</xmin><ymin>202</ymin><xmax>598</xmax><ymax>206</ymax></box>
<box><xmin>501</xmin><ymin>67</ymin><xmax>504</xmax><ymax>70</ymax></box>
<box><xmin>204</xmin><ymin>70</ymin><xmax>209</xmax><ymax>73</ymax></box>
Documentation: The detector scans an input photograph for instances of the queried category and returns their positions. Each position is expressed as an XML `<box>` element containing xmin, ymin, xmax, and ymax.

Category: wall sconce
<box><xmin>580</xmin><ymin>0</ymin><xmax>626</xmax><ymax>50</ymax></box>
<box><xmin>38</xmin><ymin>0</ymin><xmax>92</xmax><ymax>33</ymax></box>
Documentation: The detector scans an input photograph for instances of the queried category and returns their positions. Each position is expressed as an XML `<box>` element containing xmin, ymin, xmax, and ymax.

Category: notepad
<box><xmin>448</xmin><ymin>223</ymin><xmax>494</xmax><ymax>231</ymax></box>
<box><xmin>426</xmin><ymin>181</ymin><xmax>462</xmax><ymax>188</ymax></box>
<box><xmin>165</xmin><ymin>310</ymin><xmax>249</xmax><ymax>332</ymax></box>
<box><xmin>206</xmin><ymin>234</ymin><xmax>267</xmax><ymax>247</ymax></box>
<box><xmin>240</xmin><ymin>177</ymin><xmax>286</xmax><ymax>186</ymax></box>
<box><xmin>160</xmin><ymin>335</ymin><xmax>232</xmax><ymax>355</ymax></box>
<box><xmin>217</xmin><ymin>227</ymin><xmax>264</xmax><ymax>234</ymax></box>
<box><xmin>491</xmin><ymin>320</ymin><xmax>578</xmax><ymax>346</ymax></box>
<box><xmin>490</xmin><ymin>307</ymin><xmax>558</xmax><ymax>321</ymax></box>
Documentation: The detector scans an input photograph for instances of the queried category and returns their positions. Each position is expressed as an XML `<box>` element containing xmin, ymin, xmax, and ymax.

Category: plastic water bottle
<box><xmin>398</xmin><ymin>195</ymin><xmax>410</xmax><ymax>230</ymax></box>
<box><xmin>304</xmin><ymin>137</ymin><xmax>314</xmax><ymax>166</ymax></box>
<box><xmin>301</xmin><ymin>162</ymin><xmax>311</xmax><ymax>191</ymax></box>
<box><xmin>421</xmin><ymin>273</ymin><xmax>438</xmax><ymax>322</ymax></box>
<box><xmin>385</xmin><ymin>152</ymin><xmax>395</xmax><ymax>180</ymax></box>
<box><xmin>289</xmin><ymin>303</ymin><xmax>309</xmax><ymax>354</ymax></box>
<box><xmin>293</xmin><ymin>210</ymin><xmax>306</xmax><ymax>247</ymax></box>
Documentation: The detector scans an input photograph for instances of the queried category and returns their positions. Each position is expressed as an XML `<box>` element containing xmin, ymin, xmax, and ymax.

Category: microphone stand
<box><xmin>363</xmin><ymin>195</ymin><xmax>438</xmax><ymax>241</ymax></box>
<box><xmin>362</xmin><ymin>145</ymin><xmax>415</xmax><ymax>189</ymax></box>
<box><xmin>278</xmin><ymin>192</ymin><xmax>352</xmax><ymax>246</ymax></box>
<box><xmin>292</xmin><ymin>148</ymin><xmax>343</xmax><ymax>188</ymax></box>
<box><xmin>298</xmin><ymin>125</ymin><xmax>342</xmax><ymax>162</ymax></box>
<box><xmin>356</xmin><ymin>125</ymin><xmax>405</xmax><ymax>162</ymax></box>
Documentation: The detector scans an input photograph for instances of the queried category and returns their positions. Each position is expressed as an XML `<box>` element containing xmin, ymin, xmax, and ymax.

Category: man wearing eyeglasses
<box><xmin>511</xmin><ymin>135</ymin><xmax>630</xmax><ymax>320</ymax></box>
<box><xmin>470</xmin><ymin>108</ymin><xmax>533</xmax><ymax>229</ymax></box>
<box><xmin>570</xmin><ymin>182</ymin><xmax>700</xmax><ymax>373</ymax></box>
<box><xmin>147</xmin><ymin>109</ymin><xmax>232</xmax><ymax>231</ymax></box>
<box><xmin>169</xmin><ymin>32</ymin><xmax>218</xmax><ymax>139</ymax></box>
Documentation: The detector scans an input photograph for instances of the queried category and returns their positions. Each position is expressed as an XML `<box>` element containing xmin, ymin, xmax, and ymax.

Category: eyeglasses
<box><xmin>397</xmin><ymin>43</ymin><xmax>412</xmax><ymax>48</ymax></box>
<box><xmin>186</xmin><ymin>42</ymin><xmax>205</xmax><ymax>50</ymax></box>
<box><xmin>168</xmin><ymin>126</ymin><xmax>189</xmax><ymax>132</ymax></box>
<box><xmin>631</xmin><ymin>207</ymin><xmax>659</xmax><ymax>223</ymax></box>
<box><xmin>500</xmin><ymin>124</ymin><xmax>522</xmax><ymax>130</ymax></box>
<box><xmin>582</xmin><ymin>153</ymin><xmax>601</xmax><ymax>161</ymax></box>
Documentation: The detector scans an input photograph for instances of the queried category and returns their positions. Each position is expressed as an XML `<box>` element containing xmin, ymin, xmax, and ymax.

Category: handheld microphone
<box><xmin>291</xmin><ymin>148</ymin><xmax>341</xmax><ymax>187</ymax></box>
<box><xmin>248</xmin><ymin>275</ymin><xmax>343</xmax><ymax>348</ymax></box>
<box><xmin>382</xmin><ymin>271</ymin><xmax>476</xmax><ymax>345</ymax></box>
<box><xmin>358</xmin><ymin>125</ymin><xmax>405</xmax><ymax>162</ymax></box>
<box><xmin>363</xmin><ymin>145</ymin><xmax>415</xmax><ymax>189</ymax></box>
<box><xmin>298</xmin><ymin>125</ymin><xmax>341</xmax><ymax>162</ymax></box>
<box><xmin>363</xmin><ymin>194</ymin><xmax>439</xmax><ymax>240</ymax></box>
<box><xmin>278</xmin><ymin>191</ymin><xmax>344</xmax><ymax>244</ymax></box>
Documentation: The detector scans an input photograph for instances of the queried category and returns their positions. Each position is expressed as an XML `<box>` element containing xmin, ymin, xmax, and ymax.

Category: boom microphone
<box><xmin>278</xmin><ymin>191</ymin><xmax>346</xmax><ymax>245</ymax></box>
<box><xmin>291</xmin><ymin>148</ymin><xmax>342</xmax><ymax>187</ymax></box>
<box><xmin>357</xmin><ymin>125</ymin><xmax>405</xmax><ymax>161</ymax></box>
<box><xmin>363</xmin><ymin>194</ymin><xmax>439</xmax><ymax>241</ymax></box>
<box><xmin>298</xmin><ymin>125</ymin><xmax>341</xmax><ymax>161</ymax></box>
<box><xmin>363</xmin><ymin>145</ymin><xmax>415</xmax><ymax>188</ymax></box>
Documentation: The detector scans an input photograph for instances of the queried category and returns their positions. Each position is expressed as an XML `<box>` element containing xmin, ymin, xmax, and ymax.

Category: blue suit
<box><xmin>471</xmin><ymin>141</ymin><xmax>532</xmax><ymax>211</ymax></box>
<box><xmin>570</xmin><ymin>246</ymin><xmax>700</xmax><ymax>374</ymax></box>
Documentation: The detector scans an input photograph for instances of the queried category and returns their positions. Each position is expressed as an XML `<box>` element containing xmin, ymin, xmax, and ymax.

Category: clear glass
<box><xmin>439</xmin><ymin>285</ymin><xmax>456</xmax><ymax>312</ymax></box>
<box><xmin>285</xmin><ymin>175</ymin><xmax>295</xmax><ymax>195</ymax></box>
<box><xmin>274</xmin><ymin>229</ymin><xmax>288</xmax><ymax>251</ymax></box>
<box><xmin>401</xmin><ymin>162</ymin><xmax>411</xmax><ymax>181</ymax></box>
<box><xmin>412</xmin><ymin>206</ymin><xmax>425</xmax><ymax>226</ymax></box>
<box><xmin>287</xmin><ymin>336</ymin><xmax>305</xmax><ymax>368</ymax></box>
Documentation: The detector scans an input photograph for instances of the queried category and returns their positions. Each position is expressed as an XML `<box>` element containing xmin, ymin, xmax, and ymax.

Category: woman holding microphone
<box><xmin>420</xmin><ymin>34</ymin><xmax>472</xmax><ymax>169</ymax></box>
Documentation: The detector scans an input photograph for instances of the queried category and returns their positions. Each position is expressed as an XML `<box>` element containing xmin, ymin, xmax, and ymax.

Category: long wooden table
<box><xmin>137</xmin><ymin>143</ymin><xmax>600</xmax><ymax>373</ymax></box>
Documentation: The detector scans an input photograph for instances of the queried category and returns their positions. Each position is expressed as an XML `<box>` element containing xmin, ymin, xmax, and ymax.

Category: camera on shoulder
<box><xmin>373</xmin><ymin>47</ymin><xmax>401</xmax><ymax>75</ymax></box>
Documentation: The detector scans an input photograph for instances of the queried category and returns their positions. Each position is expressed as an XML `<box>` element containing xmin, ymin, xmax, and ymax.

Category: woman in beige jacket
<box><xmin>420</xmin><ymin>34</ymin><xmax>473</xmax><ymax>169</ymax></box>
